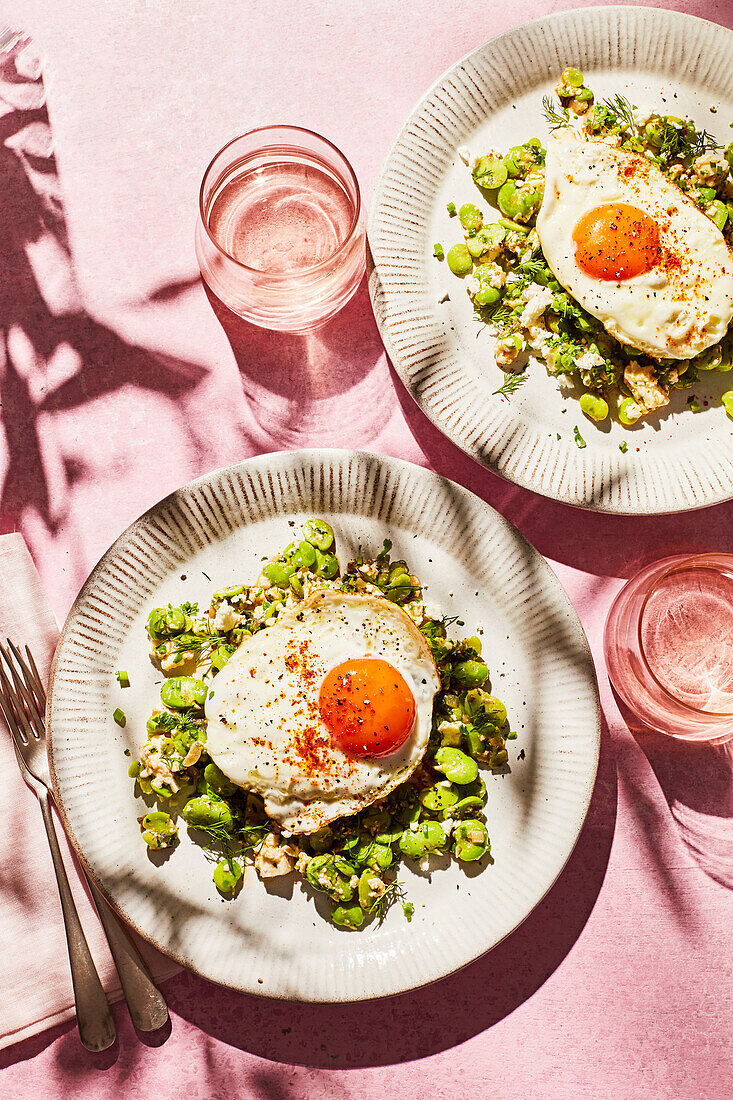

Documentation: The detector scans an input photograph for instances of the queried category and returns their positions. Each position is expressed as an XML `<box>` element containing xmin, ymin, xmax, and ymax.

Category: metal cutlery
<box><xmin>0</xmin><ymin>640</ymin><xmax>168</xmax><ymax>1049</ymax></box>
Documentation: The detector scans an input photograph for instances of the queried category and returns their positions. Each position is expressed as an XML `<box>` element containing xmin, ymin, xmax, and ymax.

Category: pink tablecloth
<box><xmin>2</xmin><ymin>0</ymin><xmax>733</xmax><ymax>1096</ymax></box>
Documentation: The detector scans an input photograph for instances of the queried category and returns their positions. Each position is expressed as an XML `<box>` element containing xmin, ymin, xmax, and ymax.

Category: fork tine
<box><xmin>6</xmin><ymin>638</ymin><xmax>45</xmax><ymax>717</ymax></box>
<box><xmin>0</xmin><ymin>644</ymin><xmax>41</xmax><ymax>740</ymax></box>
<box><xmin>0</xmin><ymin>664</ymin><xmax>28</xmax><ymax>746</ymax></box>
<box><xmin>23</xmin><ymin>645</ymin><xmax>47</xmax><ymax>709</ymax></box>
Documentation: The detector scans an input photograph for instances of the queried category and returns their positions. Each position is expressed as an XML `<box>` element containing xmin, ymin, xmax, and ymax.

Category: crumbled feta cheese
<box><xmin>466</xmin><ymin>275</ymin><xmax>480</xmax><ymax>295</ymax></box>
<box><xmin>423</xmin><ymin>601</ymin><xmax>443</xmax><ymax>621</ymax></box>
<box><xmin>575</xmin><ymin>350</ymin><xmax>605</xmax><ymax>372</ymax></box>
<box><xmin>440</xmin><ymin>818</ymin><xmax>455</xmax><ymax>836</ymax></box>
<box><xmin>408</xmin><ymin>820</ymin><xmax>419</xmax><ymax>832</ymax></box>
<box><xmin>457</xmin><ymin>145</ymin><xmax>471</xmax><ymax>165</ymax></box>
<box><xmin>519</xmin><ymin>283</ymin><xmax>554</xmax><ymax>328</ymax></box>
<box><xmin>632</xmin><ymin>104</ymin><xmax>655</xmax><ymax>128</ymax></box>
<box><xmin>213</xmin><ymin>600</ymin><xmax>240</xmax><ymax>632</ymax></box>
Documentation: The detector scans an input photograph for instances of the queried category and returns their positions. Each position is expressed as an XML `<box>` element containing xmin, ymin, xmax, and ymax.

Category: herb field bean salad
<box><xmin>436</xmin><ymin>70</ymin><xmax>733</xmax><ymax>439</ymax></box>
<box><xmin>125</xmin><ymin>521</ymin><xmax>517</xmax><ymax>929</ymax></box>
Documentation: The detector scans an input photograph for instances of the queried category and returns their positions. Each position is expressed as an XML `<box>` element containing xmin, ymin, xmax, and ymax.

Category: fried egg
<box><xmin>537</xmin><ymin>130</ymin><xmax>733</xmax><ymax>359</ymax></box>
<box><xmin>205</xmin><ymin>590</ymin><xmax>440</xmax><ymax>833</ymax></box>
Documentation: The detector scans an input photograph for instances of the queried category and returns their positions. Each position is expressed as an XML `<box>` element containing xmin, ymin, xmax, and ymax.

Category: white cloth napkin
<box><xmin>0</xmin><ymin>534</ymin><xmax>178</xmax><ymax>1050</ymax></box>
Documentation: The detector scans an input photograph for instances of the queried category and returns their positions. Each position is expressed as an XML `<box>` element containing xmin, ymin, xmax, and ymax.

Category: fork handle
<box><xmin>37</xmin><ymin>790</ymin><xmax>116</xmax><ymax>1052</ymax></box>
<box><xmin>87</xmin><ymin>877</ymin><xmax>169</xmax><ymax>1032</ymax></box>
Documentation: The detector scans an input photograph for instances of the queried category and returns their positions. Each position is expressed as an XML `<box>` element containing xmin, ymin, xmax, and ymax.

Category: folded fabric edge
<box><xmin>0</xmin><ymin>961</ymin><xmax>181</xmax><ymax>1053</ymax></box>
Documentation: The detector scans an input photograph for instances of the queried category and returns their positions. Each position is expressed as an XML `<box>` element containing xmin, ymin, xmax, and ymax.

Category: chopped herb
<box><xmin>433</xmin><ymin>242</ymin><xmax>445</xmax><ymax>261</ymax></box>
<box><xmin>113</xmin><ymin>708</ymin><xmax>126</xmax><ymax>727</ymax></box>
<box><xmin>446</xmin><ymin>201</ymin><xmax>457</xmax><ymax>216</ymax></box>
<box><xmin>115</xmin><ymin>670</ymin><xmax>130</xmax><ymax>687</ymax></box>
<box><xmin>687</xmin><ymin>394</ymin><xmax>701</xmax><ymax>412</ymax></box>
<box><xmin>619</xmin><ymin>440</ymin><xmax>628</xmax><ymax>453</ymax></box>
<box><xmin>438</xmin><ymin>292</ymin><xmax>450</xmax><ymax>304</ymax></box>
<box><xmin>403</xmin><ymin>901</ymin><xmax>414</xmax><ymax>922</ymax></box>
<box><xmin>124</xmin><ymin>748</ymin><xmax>131</xmax><ymax>756</ymax></box>
<box><xmin>492</xmin><ymin>371</ymin><xmax>527</xmax><ymax>398</ymax></box>
<box><xmin>201</xmin><ymin>571</ymin><xmax>211</xmax><ymax>582</ymax></box>
<box><xmin>573</xmin><ymin>425</ymin><xmax>587</xmax><ymax>449</ymax></box>
<box><xmin>556</xmin><ymin>432</ymin><xmax>561</xmax><ymax>440</ymax></box>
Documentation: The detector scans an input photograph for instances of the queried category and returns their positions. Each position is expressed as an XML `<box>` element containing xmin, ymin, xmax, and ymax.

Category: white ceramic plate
<box><xmin>48</xmin><ymin>450</ymin><xmax>599</xmax><ymax>1001</ymax></box>
<box><xmin>368</xmin><ymin>7</ymin><xmax>733</xmax><ymax>514</ymax></box>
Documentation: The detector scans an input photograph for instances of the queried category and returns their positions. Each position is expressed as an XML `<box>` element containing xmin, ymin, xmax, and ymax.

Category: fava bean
<box><xmin>303</xmin><ymin>519</ymin><xmax>334</xmax><ymax>551</ymax></box>
<box><xmin>474</xmin><ymin>286</ymin><xmax>501</xmax><ymax>308</ymax></box>
<box><xmin>722</xmin><ymin>391</ymin><xmax>733</xmax><ymax>420</ymax></box>
<box><xmin>181</xmin><ymin>795</ymin><xmax>235</xmax><ymax>832</ymax></box>
<box><xmin>213</xmin><ymin>858</ymin><xmax>243</xmax><ymax>896</ymax></box>
<box><xmin>472</xmin><ymin>156</ymin><xmax>508</xmax><ymax>190</ymax></box>
<box><xmin>160</xmin><ymin>676</ymin><xmax>208</xmax><ymax>710</ymax></box>
<box><xmin>140</xmin><ymin>811</ymin><xmax>178</xmax><ymax>850</ymax></box>
<box><xmin>314</xmin><ymin>549</ymin><xmax>339</xmax><ymax>580</ymax></box>
<box><xmin>351</xmin><ymin>837</ymin><xmax>393</xmax><ymax>871</ymax></box>
<box><xmin>211</xmin><ymin>643</ymin><xmax>236</xmax><ymax>671</ymax></box>
<box><xmin>308</xmin><ymin>826</ymin><xmax>334</xmax><ymax>853</ymax></box>
<box><xmin>561</xmin><ymin>67</ymin><xmax>584</xmax><ymax>87</ymax></box>
<box><xmin>579</xmin><ymin>393</ymin><xmax>609</xmax><ymax>422</ymax></box>
<box><xmin>452</xmin><ymin>660</ymin><xmax>489</xmax><ymax>689</ymax></box>
<box><xmin>331</xmin><ymin>902</ymin><xmax>365</xmax><ymax>929</ymax></box>
<box><xmin>399</xmin><ymin>820</ymin><xmax>448</xmax><ymax>859</ymax></box>
<box><xmin>263</xmin><ymin>560</ymin><xmax>296</xmax><ymax>589</ymax></box>
<box><xmin>128</xmin><ymin>759</ymin><xmax>142</xmax><ymax>779</ymax></box>
<box><xmin>291</xmin><ymin>540</ymin><xmax>317</xmax><ymax>569</ymax></box>
<box><xmin>452</xmin><ymin>819</ymin><xmax>490</xmax><ymax>861</ymax></box>
<box><xmin>213</xmin><ymin>584</ymin><xmax>245</xmax><ymax>600</ymax></box>
<box><xmin>147</xmin><ymin>606</ymin><xmax>186</xmax><ymax>640</ymax></box>
<box><xmin>708</xmin><ymin>200</ymin><xmax>728</xmax><ymax>231</ymax></box>
<box><xmin>618</xmin><ymin>397</ymin><xmax>642</xmax><ymax>426</ymax></box>
<box><xmin>458</xmin><ymin>203</ymin><xmax>483</xmax><ymax>231</ymax></box>
<box><xmin>419</xmin><ymin>782</ymin><xmax>460</xmax><ymax>814</ymax></box>
<box><xmin>446</xmin><ymin>243</ymin><xmax>473</xmax><ymax>276</ymax></box>
<box><xmin>433</xmin><ymin>746</ymin><xmax>478</xmax><ymax>785</ymax></box>
<box><xmin>204</xmin><ymin>761</ymin><xmax>237</xmax><ymax>797</ymax></box>
<box><xmin>358</xmin><ymin>868</ymin><xmax>384</xmax><ymax>911</ymax></box>
<box><xmin>306</xmin><ymin>853</ymin><xmax>356</xmax><ymax>902</ymax></box>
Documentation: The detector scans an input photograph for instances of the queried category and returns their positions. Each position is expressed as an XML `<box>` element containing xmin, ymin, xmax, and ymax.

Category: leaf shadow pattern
<box><xmin>0</xmin><ymin>38</ymin><xmax>209</xmax><ymax>539</ymax></box>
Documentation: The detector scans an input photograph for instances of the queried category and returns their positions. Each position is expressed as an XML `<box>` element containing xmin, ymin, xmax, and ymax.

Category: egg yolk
<box><xmin>572</xmin><ymin>202</ymin><xmax>660</xmax><ymax>281</ymax></box>
<box><xmin>318</xmin><ymin>658</ymin><xmax>416</xmax><ymax>759</ymax></box>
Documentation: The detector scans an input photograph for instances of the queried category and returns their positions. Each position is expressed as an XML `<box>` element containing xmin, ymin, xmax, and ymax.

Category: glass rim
<box><xmin>637</xmin><ymin>551</ymin><xmax>733</xmax><ymax>719</ymax></box>
<box><xmin>197</xmin><ymin>124</ymin><xmax>362</xmax><ymax>280</ymax></box>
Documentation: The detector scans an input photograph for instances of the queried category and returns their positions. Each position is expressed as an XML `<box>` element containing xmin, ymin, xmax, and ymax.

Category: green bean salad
<box><xmin>125</xmin><ymin>521</ymin><xmax>517</xmax><ymax>929</ymax></box>
<box><xmin>436</xmin><ymin>68</ymin><xmax>733</xmax><ymax>432</ymax></box>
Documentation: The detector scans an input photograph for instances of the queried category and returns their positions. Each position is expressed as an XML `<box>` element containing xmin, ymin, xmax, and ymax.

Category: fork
<box><xmin>0</xmin><ymin>640</ymin><xmax>168</xmax><ymax>1049</ymax></box>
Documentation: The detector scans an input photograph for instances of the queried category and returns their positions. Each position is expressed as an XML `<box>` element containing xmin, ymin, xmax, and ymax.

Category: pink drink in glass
<box><xmin>604</xmin><ymin>553</ymin><xmax>733</xmax><ymax>743</ymax></box>
<box><xmin>196</xmin><ymin>127</ymin><xmax>365</xmax><ymax>333</ymax></box>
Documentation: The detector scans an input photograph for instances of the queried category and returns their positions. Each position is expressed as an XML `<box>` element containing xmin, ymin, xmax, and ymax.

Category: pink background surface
<box><xmin>2</xmin><ymin>0</ymin><xmax>733</xmax><ymax>1096</ymax></box>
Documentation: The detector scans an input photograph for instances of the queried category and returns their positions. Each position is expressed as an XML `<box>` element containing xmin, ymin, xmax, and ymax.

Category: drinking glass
<box><xmin>195</xmin><ymin>126</ymin><xmax>365</xmax><ymax>333</ymax></box>
<box><xmin>604</xmin><ymin>553</ymin><xmax>733</xmax><ymax>743</ymax></box>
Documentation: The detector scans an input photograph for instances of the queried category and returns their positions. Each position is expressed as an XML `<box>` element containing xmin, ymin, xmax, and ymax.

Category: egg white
<box><xmin>204</xmin><ymin>589</ymin><xmax>440</xmax><ymax>834</ymax></box>
<box><xmin>537</xmin><ymin>130</ymin><xmax>733</xmax><ymax>360</ymax></box>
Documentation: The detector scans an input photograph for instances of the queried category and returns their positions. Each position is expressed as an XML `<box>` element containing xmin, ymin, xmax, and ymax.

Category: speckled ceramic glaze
<box><xmin>47</xmin><ymin>450</ymin><xmax>600</xmax><ymax>1001</ymax></box>
<box><xmin>368</xmin><ymin>7</ymin><xmax>733</xmax><ymax>513</ymax></box>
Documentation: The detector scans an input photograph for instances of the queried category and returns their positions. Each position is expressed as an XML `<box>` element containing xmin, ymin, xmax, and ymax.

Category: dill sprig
<box><xmin>492</xmin><ymin>371</ymin><xmax>527</xmax><ymax>398</ymax></box>
<box><xmin>542</xmin><ymin>95</ymin><xmax>568</xmax><ymax>129</ymax></box>
<box><xmin>368</xmin><ymin>879</ymin><xmax>408</xmax><ymax>924</ymax></box>
<box><xmin>475</xmin><ymin>301</ymin><xmax>517</xmax><ymax>333</ymax></box>
<box><xmin>600</xmin><ymin>93</ymin><xmax>637</xmax><ymax>132</ymax></box>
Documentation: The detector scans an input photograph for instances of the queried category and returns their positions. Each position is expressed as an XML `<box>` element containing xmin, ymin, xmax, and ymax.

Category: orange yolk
<box><xmin>572</xmin><ymin>202</ymin><xmax>660</xmax><ymax>281</ymax></box>
<box><xmin>318</xmin><ymin>657</ymin><xmax>416</xmax><ymax>759</ymax></box>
